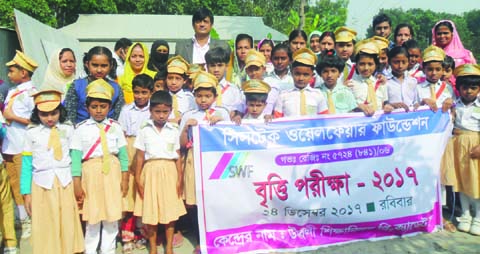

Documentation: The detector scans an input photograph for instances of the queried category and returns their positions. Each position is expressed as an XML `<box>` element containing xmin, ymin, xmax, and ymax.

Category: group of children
<box><xmin>1</xmin><ymin>12</ymin><xmax>480</xmax><ymax>254</ymax></box>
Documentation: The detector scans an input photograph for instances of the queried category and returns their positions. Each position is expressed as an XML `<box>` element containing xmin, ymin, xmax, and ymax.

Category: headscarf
<box><xmin>147</xmin><ymin>40</ymin><xmax>170</xmax><ymax>72</ymax></box>
<box><xmin>308</xmin><ymin>30</ymin><xmax>322</xmax><ymax>44</ymax></box>
<box><xmin>432</xmin><ymin>20</ymin><xmax>477</xmax><ymax>66</ymax></box>
<box><xmin>41</xmin><ymin>49</ymin><xmax>76</xmax><ymax>95</ymax></box>
<box><xmin>118</xmin><ymin>42</ymin><xmax>156</xmax><ymax>104</ymax></box>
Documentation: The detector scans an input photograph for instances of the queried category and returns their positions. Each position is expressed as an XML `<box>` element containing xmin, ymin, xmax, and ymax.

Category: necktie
<box><xmin>172</xmin><ymin>94</ymin><xmax>180</xmax><ymax>118</ymax></box>
<box><xmin>343</xmin><ymin>65</ymin><xmax>349</xmax><ymax>82</ymax></box>
<box><xmin>429</xmin><ymin>84</ymin><xmax>436</xmax><ymax>101</ymax></box>
<box><xmin>216</xmin><ymin>85</ymin><xmax>223</xmax><ymax>106</ymax></box>
<box><xmin>327</xmin><ymin>90</ymin><xmax>336</xmax><ymax>114</ymax></box>
<box><xmin>366</xmin><ymin>79</ymin><xmax>378</xmax><ymax>110</ymax></box>
<box><xmin>48</xmin><ymin>126</ymin><xmax>63</xmax><ymax>161</ymax></box>
<box><xmin>97</xmin><ymin>123</ymin><xmax>110</xmax><ymax>174</ymax></box>
<box><xmin>300</xmin><ymin>89</ymin><xmax>307</xmax><ymax>115</ymax></box>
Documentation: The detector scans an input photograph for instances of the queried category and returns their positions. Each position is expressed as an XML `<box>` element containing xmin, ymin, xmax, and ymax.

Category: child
<box><xmin>65</xmin><ymin>46</ymin><xmax>125</xmax><ymax>124</ymax></box>
<box><xmin>442</xmin><ymin>55</ymin><xmax>457</xmax><ymax>96</ymax></box>
<box><xmin>20</xmin><ymin>90</ymin><xmax>84</xmax><ymax>253</ymax></box>
<box><xmin>133</xmin><ymin>90</ymin><xmax>187</xmax><ymax>254</ymax></box>
<box><xmin>372</xmin><ymin>13</ymin><xmax>394</xmax><ymax>48</ymax></box>
<box><xmin>180</xmin><ymin>71</ymin><xmax>230</xmax><ymax>253</ymax></box>
<box><xmin>264</xmin><ymin>43</ymin><xmax>294</xmax><ymax>92</ymax></box>
<box><xmin>257</xmin><ymin>39</ymin><xmax>275</xmax><ymax>74</ymax></box>
<box><xmin>205</xmin><ymin>46</ymin><xmax>244</xmax><ymax>117</ymax></box>
<box><xmin>404</xmin><ymin>40</ymin><xmax>426</xmax><ymax>83</ymax></box>
<box><xmin>274</xmin><ymin>48</ymin><xmax>328</xmax><ymax>118</ymax></box>
<box><xmin>3</xmin><ymin>50</ymin><xmax>38</xmax><ymax>239</ymax></box>
<box><xmin>186</xmin><ymin>64</ymin><xmax>205</xmax><ymax>92</ymax></box>
<box><xmin>334</xmin><ymin>26</ymin><xmax>357</xmax><ymax>83</ymax></box>
<box><xmin>452</xmin><ymin>64</ymin><xmax>480</xmax><ymax>235</ymax></box>
<box><xmin>386</xmin><ymin>46</ymin><xmax>418</xmax><ymax>109</ymax></box>
<box><xmin>416</xmin><ymin>45</ymin><xmax>454</xmax><ymax>112</ymax></box>
<box><xmin>118</xmin><ymin>74</ymin><xmax>154</xmax><ymax>252</ymax></box>
<box><xmin>372</xmin><ymin>36</ymin><xmax>391</xmax><ymax>76</ymax></box>
<box><xmin>241</xmin><ymin>79</ymin><xmax>271</xmax><ymax>120</ymax></box>
<box><xmin>70</xmin><ymin>79</ymin><xmax>129</xmax><ymax>254</ymax></box>
<box><xmin>153</xmin><ymin>69</ymin><xmax>167</xmax><ymax>92</ymax></box>
<box><xmin>165</xmin><ymin>56</ymin><xmax>196</xmax><ymax>124</ymax></box>
<box><xmin>0</xmin><ymin>110</ymin><xmax>18</xmax><ymax>253</ymax></box>
<box><xmin>350</xmin><ymin>39</ymin><xmax>393</xmax><ymax>115</ymax></box>
<box><xmin>316</xmin><ymin>50</ymin><xmax>357</xmax><ymax>114</ymax></box>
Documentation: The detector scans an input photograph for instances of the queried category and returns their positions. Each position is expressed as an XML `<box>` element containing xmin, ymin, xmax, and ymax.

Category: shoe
<box><xmin>457</xmin><ymin>214</ymin><xmax>472</xmax><ymax>232</ymax></box>
<box><xmin>135</xmin><ymin>238</ymin><xmax>147</xmax><ymax>250</ymax></box>
<box><xmin>122</xmin><ymin>241</ymin><xmax>134</xmax><ymax>254</ymax></box>
<box><xmin>20</xmin><ymin>217</ymin><xmax>31</xmax><ymax>239</ymax></box>
<box><xmin>442</xmin><ymin>218</ymin><xmax>457</xmax><ymax>233</ymax></box>
<box><xmin>3</xmin><ymin>247</ymin><xmax>18</xmax><ymax>254</ymax></box>
<box><xmin>470</xmin><ymin>218</ymin><xmax>480</xmax><ymax>236</ymax></box>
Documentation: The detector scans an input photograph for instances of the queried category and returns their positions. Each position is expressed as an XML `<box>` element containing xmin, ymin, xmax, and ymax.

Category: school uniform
<box><xmin>386</xmin><ymin>74</ymin><xmax>418</xmax><ymax>106</ymax></box>
<box><xmin>318</xmin><ymin>82</ymin><xmax>357</xmax><ymax>113</ymax></box>
<box><xmin>453</xmin><ymin>98</ymin><xmax>480</xmax><ymax>198</ymax></box>
<box><xmin>2</xmin><ymin>80</ymin><xmax>36</xmax><ymax>207</ymax></box>
<box><xmin>340</xmin><ymin>59</ymin><xmax>357</xmax><ymax>82</ymax></box>
<box><xmin>213</xmin><ymin>78</ymin><xmax>244</xmax><ymax>113</ymax></box>
<box><xmin>416</xmin><ymin>80</ymin><xmax>455</xmax><ymax>107</ymax></box>
<box><xmin>407</xmin><ymin>63</ymin><xmax>426</xmax><ymax>83</ymax></box>
<box><xmin>262</xmin><ymin>79</ymin><xmax>281</xmax><ymax>115</ymax></box>
<box><xmin>274</xmin><ymin>86</ymin><xmax>328</xmax><ymax>117</ymax></box>
<box><xmin>169</xmin><ymin>89</ymin><xmax>196</xmax><ymax>119</ymax></box>
<box><xmin>133</xmin><ymin>120</ymin><xmax>186</xmax><ymax>224</ymax></box>
<box><xmin>180</xmin><ymin>107</ymin><xmax>230</xmax><ymax>205</ymax></box>
<box><xmin>20</xmin><ymin>123</ymin><xmax>83</xmax><ymax>254</ymax></box>
<box><xmin>71</xmin><ymin>117</ymin><xmax>128</xmax><ymax>254</ymax></box>
<box><xmin>264</xmin><ymin>69</ymin><xmax>294</xmax><ymax>92</ymax></box>
<box><xmin>350</xmin><ymin>75</ymin><xmax>388</xmax><ymax>111</ymax></box>
<box><xmin>118</xmin><ymin>102</ymin><xmax>151</xmax><ymax>212</ymax></box>
<box><xmin>243</xmin><ymin>112</ymin><xmax>265</xmax><ymax>121</ymax></box>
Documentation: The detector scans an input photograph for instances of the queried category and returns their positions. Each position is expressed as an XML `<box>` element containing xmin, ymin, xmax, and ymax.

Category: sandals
<box><xmin>122</xmin><ymin>241</ymin><xmax>135</xmax><ymax>254</ymax></box>
<box><xmin>443</xmin><ymin>218</ymin><xmax>457</xmax><ymax>233</ymax></box>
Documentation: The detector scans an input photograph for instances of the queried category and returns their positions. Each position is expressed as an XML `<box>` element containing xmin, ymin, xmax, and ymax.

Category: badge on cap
<box><xmin>245</xmin><ymin>50</ymin><xmax>266</xmax><ymax>68</ymax></box>
<box><xmin>193</xmin><ymin>71</ymin><xmax>218</xmax><ymax>91</ymax></box>
<box><xmin>167</xmin><ymin>56</ymin><xmax>189</xmax><ymax>75</ymax></box>
<box><xmin>86</xmin><ymin>79</ymin><xmax>114</xmax><ymax>101</ymax></box>
<box><xmin>31</xmin><ymin>90</ymin><xmax>62</xmax><ymax>112</ymax></box>
<box><xmin>293</xmin><ymin>48</ymin><xmax>317</xmax><ymax>66</ymax></box>
<box><xmin>354</xmin><ymin>39</ymin><xmax>380</xmax><ymax>55</ymax></box>
<box><xmin>422</xmin><ymin>45</ymin><xmax>446</xmax><ymax>63</ymax></box>
<box><xmin>242</xmin><ymin>79</ymin><xmax>271</xmax><ymax>94</ymax></box>
<box><xmin>6</xmin><ymin>50</ymin><xmax>39</xmax><ymax>72</ymax></box>
<box><xmin>334</xmin><ymin>27</ymin><xmax>357</xmax><ymax>43</ymax></box>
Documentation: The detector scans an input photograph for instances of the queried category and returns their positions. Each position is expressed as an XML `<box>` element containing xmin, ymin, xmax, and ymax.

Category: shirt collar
<box><xmin>192</xmin><ymin>36</ymin><xmax>211</xmax><ymax>48</ymax></box>
<box><xmin>130</xmin><ymin>102</ymin><xmax>150</xmax><ymax>111</ymax></box>
<box><xmin>16</xmin><ymin>80</ymin><xmax>34</xmax><ymax>90</ymax></box>
<box><xmin>86</xmin><ymin>117</ymin><xmax>110</xmax><ymax>125</ymax></box>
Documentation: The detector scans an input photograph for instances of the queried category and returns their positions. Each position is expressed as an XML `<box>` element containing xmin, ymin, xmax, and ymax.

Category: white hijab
<box><xmin>41</xmin><ymin>49</ymin><xmax>76</xmax><ymax>96</ymax></box>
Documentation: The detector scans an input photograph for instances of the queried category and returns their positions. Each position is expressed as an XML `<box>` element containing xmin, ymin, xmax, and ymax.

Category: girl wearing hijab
<box><xmin>147</xmin><ymin>40</ymin><xmax>170</xmax><ymax>72</ymax></box>
<box><xmin>118</xmin><ymin>42</ymin><xmax>157</xmax><ymax>104</ymax></box>
<box><xmin>41</xmin><ymin>48</ymin><xmax>76</xmax><ymax>99</ymax></box>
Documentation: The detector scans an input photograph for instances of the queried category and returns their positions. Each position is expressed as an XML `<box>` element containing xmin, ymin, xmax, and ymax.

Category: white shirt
<box><xmin>274</xmin><ymin>86</ymin><xmax>328</xmax><ymax>117</ymax></box>
<box><xmin>407</xmin><ymin>63</ymin><xmax>426</xmax><ymax>83</ymax></box>
<box><xmin>264</xmin><ymin>70</ymin><xmax>294</xmax><ymax>91</ymax></box>
<box><xmin>169</xmin><ymin>89</ymin><xmax>196</xmax><ymax>119</ymax></box>
<box><xmin>3</xmin><ymin>81</ymin><xmax>36</xmax><ymax>154</ymax></box>
<box><xmin>386</xmin><ymin>74</ymin><xmax>418</xmax><ymax>106</ymax></box>
<box><xmin>417</xmin><ymin>80</ymin><xmax>454</xmax><ymax>107</ymax></box>
<box><xmin>192</xmin><ymin>36</ymin><xmax>211</xmax><ymax>65</ymax></box>
<box><xmin>339</xmin><ymin>59</ymin><xmax>356</xmax><ymax>81</ymax></box>
<box><xmin>24</xmin><ymin>123</ymin><xmax>73</xmax><ymax>189</ymax></box>
<box><xmin>118</xmin><ymin>102</ymin><xmax>151</xmax><ymax>136</ymax></box>
<box><xmin>350</xmin><ymin>75</ymin><xmax>388</xmax><ymax>111</ymax></box>
<box><xmin>262</xmin><ymin>79</ymin><xmax>281</xmax><ymax>115</ymax></box>
<box><xmin>180</xmin><ymin>107</ymin><xmax>231</xmax><ymax>132</ymax></box>
<box><xmin>70</xmin><ymin>118</ymin><xmax>127</xmax><ymax>158</ymax></box>
<box><xmin>134</xmin><ymin>120</ymin><xmax>180</xmax><ymax>160</ymax></box>
<box><xmin>213</xmin><ymin>78</ymin><xmax>244</xmax><ymax>112</ymax></box>
<box><xmin>455</xmin><ymin>97</ymin><xmax>480</xmax><ymax>132</ymax></box>
<box><xmin>113</xmin><ymin>52</ymin><xmax>125</xmax><ymax>77</ymax></box>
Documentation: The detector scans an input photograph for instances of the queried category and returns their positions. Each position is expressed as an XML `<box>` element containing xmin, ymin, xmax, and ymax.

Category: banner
<box><xmin>193</xmin><ymin>110</ymin><xmax>451</xmax><ymax>254</ymax></box>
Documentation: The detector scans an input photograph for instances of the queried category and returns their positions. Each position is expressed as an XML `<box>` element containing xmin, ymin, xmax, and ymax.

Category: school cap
<box><xmin>371</xmin><ymin>36</ymin><xmax>389</xmax><ymax>50</ymax></box>
<box><xmin>31</xmin><ymin>90</ymin><xmax>62</xmax><ymax>112</ymax></box>
<box><xmin>292</xmin><ymin>48</ymin><xmax>317</xmax><ymax>66</ymax></box>
<box><xmin>167</xmin><ymin>55</ymin><xmax>189</xmax><ymax>75</ymax></box>
<box><xmin>6</xmin><ymin>50</ymin><xmax>38</xmax><ymax>72</ymax></box>
<box><xmin>334</xmin><ymin>27</ymin><xmax>357</xmax><ymax>43</ymax></box>
<box><xmin>245</xmin><ymin>49</ymin><xmax>266</xmax><ymax>68</ymax></box>
<box><xmin>422</xmin><ymin>45</ymin><xmax>445</xmax><ymax>63</ymax></box>
<box><xmin>453</xmin><ymin>64</ymin><xmax>480</xmax><ymax>77</ymax></box>
<box><xmin>86</xmin><ymin>79</ymin><xmax>114</xmax><ymax>101</ymax></box>
<box><xmin>242</xmin><ymin>79</ymin><xmax>271</xmax><ymax>94</ymax></box>
<box><xmin>187</xmin><ymin>64</ymin><xmax>205</xmax><ymax>79</ymax></box>
<box><xmin>193</xmin><ymin>71</ymin><xmax>218</xmax><ymax>91</ymax></box>
<box><xmin>354</xmin><ymin>39</ymin><xmax>380</xmax><ymax>55</ymax></box>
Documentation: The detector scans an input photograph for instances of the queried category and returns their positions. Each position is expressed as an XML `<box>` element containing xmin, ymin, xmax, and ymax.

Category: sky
<box><xmin>345</xmin><ymin>0</ymin><xmax>480</xmax><ymax>38</ymax></box>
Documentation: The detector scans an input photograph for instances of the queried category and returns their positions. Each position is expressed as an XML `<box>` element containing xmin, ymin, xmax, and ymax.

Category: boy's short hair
<box><xmin>192</xmin><ymin>7</ymin><xmax>214</xmax><ymax>25</ymax></box>
<box><xmin>150</xmin><ymin>90</ymin><xmax>172</xmax><ymax>108</ymax></box>
<box><xmin>372</xmin><ymin>13</ymin><xmax>391</xmax><ymax>28</ymax></box>
<box><xmin>456</xmin><ymin>76</ymin><xmax>480</xmax><ymax>91</ymax></box>
<box><xmin>154</xmin><ymin>69</ymin><xmax>167</xmax><ymax>81</ymax></box>
<box><xmin>205</xmin><ymin>47</ymin><xmax>230</xmax><ymax>64</ymax></box>
<box><xmin>193</xmin><ymin>87</ymin><xmax>217</xmax><ymax>96</ymax></box>
<box><xmin>86</xmin><ymin>97</ymin><xmax>111</xmax><ymax>107</ymax></box>
<box><xmin>271</xmin><ymin>43</ymin><xmax>292</xmax><ymax>61</ymax></box>
<box><xmin>132</xmin><ymin>73</ymin><xmax>154</xmax><ymax>91</ymax></box>
<box><xmin>245</xmin><ymin>93</ymin><xmax>268</xmax><ymax>103</ymax></box>
<box><xmin>114</xmin><ymin>38</ymin><xmax>132</xmax><ymax>51</ymax></box>
<box><xmin>443</xmin><ymin>55</ymin><xmax>455</xmax><ymax>70</ymax></box>
<box><xmin>402</xmin><ymin>39</ymin><xmax>420</xmax><ymax>50</ymax></box>
<box><xmin>316</xmin><ymin>51</ymin><xmax>346</xmax><ymax>73</ymax></box>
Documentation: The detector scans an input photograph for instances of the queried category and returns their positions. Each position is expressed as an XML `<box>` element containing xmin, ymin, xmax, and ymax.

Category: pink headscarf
<box><xmin>432</xmin><ymin>20</ymin><xmax>477</xmax><ymax>66</ymax></box>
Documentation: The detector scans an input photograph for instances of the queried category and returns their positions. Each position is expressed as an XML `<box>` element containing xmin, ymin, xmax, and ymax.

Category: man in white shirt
<box><xmin>113</xmin><ymin>38</ymin><xmax>132</xmax><ymax>77</ymax></box>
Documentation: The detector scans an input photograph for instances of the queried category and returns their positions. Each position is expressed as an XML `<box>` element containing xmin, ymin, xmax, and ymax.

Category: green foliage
<box><xmin>366</xmin><ymin>8</ymin><xmax>478</xmax><ymax>63</ymax></box>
